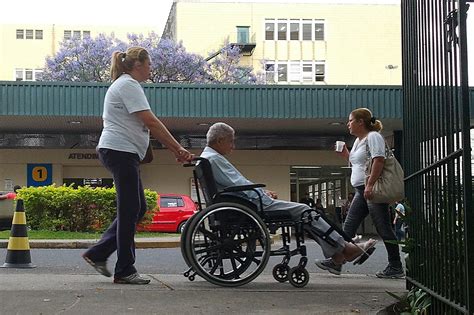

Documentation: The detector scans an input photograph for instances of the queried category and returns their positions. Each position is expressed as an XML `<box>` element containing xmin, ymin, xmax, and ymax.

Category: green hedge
<box><xmin>16</xmin><ymin>185</ymin><xmax>158</xmax><ymax>232</ymax></box>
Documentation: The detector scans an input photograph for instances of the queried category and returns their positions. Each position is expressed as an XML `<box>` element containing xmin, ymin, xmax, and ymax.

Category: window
<box><xmin>277</xmin><ymin>64</ymin><xmax>288</xmax><ymax>82</ymax></box>
<box><xmin>265</xmin><ymin>63</ymin><xmax>275</xmax><ymax>83</ymax></box>
<box><xmin>25</xmin><ymin>69</ymin><xmax>33</xmax><ymax>81</ymax></box>
<box><xmin>15</xmin><ymin>69</ymin><xmax>23</xmax><ymax>81</ymax></box>
<box><xmin>25</xmin><ymin>29</ymin><xmax>34</xmax><ymax>39</ymax></box>
<box><xmin>315</xmin><ymin>63</ymin><xmax>325</xmax><ymax>81</ymax></box>
<box><xmin>34</xmin><ymin>70</ymin><xmax>43</xmax><ymax>81</ymax></box>
<box><xmin>302</xmin><ymin>62</ymin><xmax>313</xmax><ymax>82</ymax></box>
<box><xmin>265</xmin><ymin>19</ymin><xmax>325</xmax><ymax>41</ymax></box>
<box><xmin>290</xmin><ymin>22</ymin><xmax>299</xmax><ymax>40</ymax></box>
<box><xmin>236</xmin><ymin>26</ymin><xmax>250</xmax><ymax>43</ymax></box>
<box><xmin>289</xmin><ymin>62</ymin><xmax>301</xmax><ymax>82</ymax></box>
<box><xmin>302</xmin><ymin>22</ymin><xmax>312</xmax><ymax>40</ymax></box>
<box><xmin>14</xmin><ymin>68</ymin><xmax>44</xmax><ymax>81</ymax></box>
<box><xmin>314</xmin><ymin>21</ymin><xmax>325</xmax><ymax>40</ymax></box>
<box><xmin>160</xmin><ymin>197</ymin><xmax>184</xmax><ymax>208</ymax></box>
<box><xmin>64</xmin><ymin>30</ymin><xmax>90</xmax><ymax>40</ymax></box>
<box><xmin>63</xmin><ymin>178</ymin><xmax>113</xmax><ymax>188</ymax></box>
<box><xmin>16</xmin><ymin>29</ymin><xmax>24</xmax><ymax>39</ymax></box>
<box><xmin>265</xmin><ymin>61</ymin><xmax>326</xmax><ymax>83</ymax></box>
<box><xmin>265</xmin><ymin>22</ymin><xmax>274</xmax><ymax>40</ymax></box>
<box><xmin>277</xmin><ymin>22</ymin><xmax>287</xmax><ymax>40</ymax></box>
<box><xmin>35</xmin><ymin>30</ymin><xmax>43</xmax><ymax>39</ymax></box>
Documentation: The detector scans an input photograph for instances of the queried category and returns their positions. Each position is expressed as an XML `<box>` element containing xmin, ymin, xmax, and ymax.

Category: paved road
<box><xmin>0</xmin><ymin>239</ymin><xmax>400</xmax><ymax>276</ymax></box>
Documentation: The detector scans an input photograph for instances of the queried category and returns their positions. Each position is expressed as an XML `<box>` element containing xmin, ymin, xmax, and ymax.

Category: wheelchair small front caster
<box><xmin>288</xmin><ymin>266</ymin><xmax>309</xmax><ymax>288</ymax></box>
<box><xmin>272</xmin><ymin>263</ymin><xmax>290</xmax><ymax>282</ymax></box>
<box><xmin>184</xmin><ymin>271</ymin><xmax>190</xmax><ymax>277</ymax></box>
<box><xmin>189</xmin><ymin>275</ymin><xmax>195</xmax><ymax>281</ymax></box>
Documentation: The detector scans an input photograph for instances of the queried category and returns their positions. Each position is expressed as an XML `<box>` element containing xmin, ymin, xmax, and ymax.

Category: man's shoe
<box><xmin>114</xmin><ymin>272</ymin><xmax>151</xmax><ymax>285</ymax></box>
<box><xmin>375</xmin><ymin>265</ymin><xmax>405</xmax><ymax>279</ymax></box>
<box><xmin>315</xmin><ymin>258</ymin><xmax>342</xmax><ymax>275</ymax></box>
<box><xmin>82</xmin><ymin>254</ymin><xmax>112</xmax><ymax>277</ymax></box>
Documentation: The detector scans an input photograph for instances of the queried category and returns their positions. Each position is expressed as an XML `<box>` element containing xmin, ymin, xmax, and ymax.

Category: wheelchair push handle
<box><xmin>183</xmin><ymin>157</ymin><xmax>207</xmax><ymax>168</ymax></box>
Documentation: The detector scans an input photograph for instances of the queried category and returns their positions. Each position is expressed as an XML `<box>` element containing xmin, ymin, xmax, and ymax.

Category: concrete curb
<box><xmin>0</xmin><ymin>234</ymin><xmax>280</xmax><ymax>249</ymax></box>
<box><xmin>0</xmin><ymin>239</ymin><xmax>181</xmax><ymax>249</ymax></box>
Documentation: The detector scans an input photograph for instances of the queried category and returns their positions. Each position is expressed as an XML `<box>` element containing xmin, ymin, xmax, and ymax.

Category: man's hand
<box><xmin>265</xmin><ymin>190</ymin><xmax>278</xmax><ymax>199</ymax></box>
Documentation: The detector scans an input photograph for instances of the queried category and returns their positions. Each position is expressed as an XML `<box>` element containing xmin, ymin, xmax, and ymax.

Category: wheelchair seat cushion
<box><xmin>262</xmin><ymin>209</ymin><xmax>294</xmax><ymax>222</ymax></box>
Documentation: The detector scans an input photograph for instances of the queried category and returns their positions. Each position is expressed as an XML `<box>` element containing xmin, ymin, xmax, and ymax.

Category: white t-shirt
<box><xmin>98</xmin><ymin>74</ymin><xmax>151</xmax><ymax>160</ymax></box>
<box><xmin>349</xmin><ymin>131</ymin><xmax>386</xmax><ymax>187</ymax></box>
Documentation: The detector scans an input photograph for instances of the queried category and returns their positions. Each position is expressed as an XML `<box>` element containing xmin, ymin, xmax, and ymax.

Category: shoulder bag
<box><xmin>365</xmin><ymin>141</ymin><xmax>404</xmax><ymax>204</ymax></box>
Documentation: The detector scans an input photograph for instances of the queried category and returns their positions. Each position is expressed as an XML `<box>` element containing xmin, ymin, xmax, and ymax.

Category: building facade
<box><xmin>0</xmin><ymin>24</ymin><xmax>157</xmax><ymax>81</ymax></box>
<box><xmin>0</xmin><ymin>2</ymin><xmax>405</xmax><ymax>230</ymax></box>
<box><xmin>163</xmin><ymin>0</ymin><xmax>402</xmax><ymax>85</ymax></box>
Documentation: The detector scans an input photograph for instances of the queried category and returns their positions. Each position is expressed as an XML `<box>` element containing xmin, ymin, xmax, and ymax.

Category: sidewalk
<box><xmin>0</xmin><ymin>235</ymin><xmax>405</xmax><ymax>314</ymax></box>
<box><xmin>0</xmin><ymin>272</ymin><xmax>404</xmax><ymax>314</ymax></box>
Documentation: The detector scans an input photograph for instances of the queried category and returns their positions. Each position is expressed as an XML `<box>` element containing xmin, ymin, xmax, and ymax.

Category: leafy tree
<box><xmin>41</xmin><ymin>32</ymin><xmax>261</xmax><ymax>84</ymax></box>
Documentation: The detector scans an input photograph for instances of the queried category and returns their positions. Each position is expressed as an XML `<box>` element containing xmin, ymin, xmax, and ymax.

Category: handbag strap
<box><xmin>365</xmin><ymin>138</ymin><xmax>394</xmax><ymax>160</ymax></box>
<box><xmin>365</xmin><ymin>137</ymin><xmax>394</xmax><ymax>175</ymax></box>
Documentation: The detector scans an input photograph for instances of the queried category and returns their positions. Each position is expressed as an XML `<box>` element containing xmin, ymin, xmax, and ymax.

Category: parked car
<box><xmin>0</xmin><ymin>195</ymin><xmax>14</xmax><ymax>230</ymax></box>
<box><xmin>140</xmin><ymin>194</ymin><xmax>198</xmax><ymax>233</ymax></box>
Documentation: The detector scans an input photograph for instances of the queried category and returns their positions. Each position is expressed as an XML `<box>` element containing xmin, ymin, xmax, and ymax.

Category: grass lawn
<box><xmin>0</xmin><ymin>230</ymin><xmax>177</xmax><ymax>240</ymax></box>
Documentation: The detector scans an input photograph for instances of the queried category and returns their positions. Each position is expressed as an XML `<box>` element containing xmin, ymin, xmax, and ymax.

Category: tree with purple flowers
<box><xmin>42</xmin><ymin>33</ymin><xmax>127</xmax><ymax>82</ymax></box>
<box><xmin>41</xmin><ymin>32</ymin><xmax>261</xmax><ymax>84</ymax></box>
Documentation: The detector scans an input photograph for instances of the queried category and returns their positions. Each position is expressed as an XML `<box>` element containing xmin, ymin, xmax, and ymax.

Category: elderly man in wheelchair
<box><xmin>181</xmin><ymin>122</ymin><xmax>376</xmax><ymax>288</ymax></box>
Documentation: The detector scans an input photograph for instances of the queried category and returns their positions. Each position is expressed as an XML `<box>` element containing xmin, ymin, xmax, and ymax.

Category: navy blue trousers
<box><xmin>84</xmin><ymin>149</ymin><xmax>147</xmax><ymax>277</ymax></box>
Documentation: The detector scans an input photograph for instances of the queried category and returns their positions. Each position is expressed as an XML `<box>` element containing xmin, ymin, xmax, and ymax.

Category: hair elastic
<box><xmin>370</xmin><ymin>117</ymin><xmax>376</xmax><ymax>124</ymax></box>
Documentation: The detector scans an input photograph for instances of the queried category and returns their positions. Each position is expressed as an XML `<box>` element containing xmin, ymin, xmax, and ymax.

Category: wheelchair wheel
<box><xmin>272</xmin><ymin>263</ymin><xmax>289</xmax><ymax>282</ymax></box>
<box><xmin>183</xmin><ymin>202</ymin><xmax>271</xmax><ymax>287</ymax></box>
<box><xmin>288</xmin><ymin>266</ymin><xmax>309</xmax><ymax>288</ymax></box>
<box><xmin>180</xmin><ymin>212</ymin><xmax>200</xmax><ymax>268</ymax></box>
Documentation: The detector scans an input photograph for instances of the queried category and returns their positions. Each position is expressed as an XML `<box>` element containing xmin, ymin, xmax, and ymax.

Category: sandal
<box><xmin>349</xmin><ymin>239</ymin><xmax>377</xmax><ymax>265</ymax></box>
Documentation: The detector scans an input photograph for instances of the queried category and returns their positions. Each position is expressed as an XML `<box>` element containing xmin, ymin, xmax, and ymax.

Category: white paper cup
<box><xmin>335</xmin><ymin>141</ymin><xmax>345</xmax><ymax>152</ymax></box>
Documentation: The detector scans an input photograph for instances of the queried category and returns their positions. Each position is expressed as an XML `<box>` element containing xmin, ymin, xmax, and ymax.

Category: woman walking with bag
<box><xmin>315</xmin><ymin>108</ymin><xmax>404</xmax><ymax>278</ymax></box>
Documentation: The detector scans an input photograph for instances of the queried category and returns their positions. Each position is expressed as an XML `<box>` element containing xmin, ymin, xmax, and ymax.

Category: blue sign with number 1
<box><xmin>27</xmin><ymin>164</ymin><xmax>53</xmax><ymax>187</ymax></box>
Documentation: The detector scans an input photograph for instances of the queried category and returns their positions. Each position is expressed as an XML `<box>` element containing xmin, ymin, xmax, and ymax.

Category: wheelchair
<box><xmin>180</xmin><ymin>157</ymin><xmax>357</xmax><ymax>288</ymax></box>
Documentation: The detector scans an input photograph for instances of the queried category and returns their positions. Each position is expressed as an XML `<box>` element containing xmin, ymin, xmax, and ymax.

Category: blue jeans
<box><xmin>84</xmin><ymin>149</ymin><xmax>147</xmax><ymax>277</ymax></box>
<box><xmin>343</xmin><ymin>186</ymin><xmax>402</xmax><ymax>268</ymax></box>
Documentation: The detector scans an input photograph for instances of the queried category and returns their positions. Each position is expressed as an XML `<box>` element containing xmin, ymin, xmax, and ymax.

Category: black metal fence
<box><xmin>401</xmin><ymin>0</ymin><xmax>473</xmax><ymax>313</ymax></box>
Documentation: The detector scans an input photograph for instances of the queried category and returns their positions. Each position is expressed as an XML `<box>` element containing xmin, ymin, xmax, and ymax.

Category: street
<box><xmin>1</xmin><ymin>240</ymin><xmax>398</xmax><ymax>276</ymax></box>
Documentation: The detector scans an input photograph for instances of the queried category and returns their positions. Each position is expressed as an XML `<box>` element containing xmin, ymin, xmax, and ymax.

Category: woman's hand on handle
<box><xmin>174</xmin><ymin>147</ymin><xmax>194</xmax><ymax>163</ymax></box>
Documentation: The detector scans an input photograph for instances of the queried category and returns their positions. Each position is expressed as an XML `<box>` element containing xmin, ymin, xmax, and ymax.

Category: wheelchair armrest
<box><xmin>218</xmin><ymin>184</ymin><xmax>267</xmax><ymax>216</ymax></box>
<box><xmin>222</xmin><ymin>184</ymin><xmax>266</xmax><ymax>193</ymax></box>
<box><xmin>183</xmin><ymin>157</ymin><xmax>206</xmax><ymax>168</ymax></box>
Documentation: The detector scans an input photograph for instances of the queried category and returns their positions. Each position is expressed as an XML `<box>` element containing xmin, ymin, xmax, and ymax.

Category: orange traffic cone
<box><xmin>1</xmin><ymin>199</ymin><xmax>35</xmax><ymax>268</ymax></box>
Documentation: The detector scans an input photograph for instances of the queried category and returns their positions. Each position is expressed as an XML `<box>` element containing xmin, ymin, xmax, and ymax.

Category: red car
<box><xmin>142</xmin><ymin>194</ymin><xmax>198</xmax><ymax>233</ymax></box>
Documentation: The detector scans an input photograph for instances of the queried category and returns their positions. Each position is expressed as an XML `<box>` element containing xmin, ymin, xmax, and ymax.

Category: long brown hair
<box><xmin>110</xmin><ymin>46</ymin><xmax>149</xmax><ymax>81</ymax></box>
<box><xmin>351</xmin><ymin>108</ymin><xmax>383</xmax><ymax>132</ymax></box>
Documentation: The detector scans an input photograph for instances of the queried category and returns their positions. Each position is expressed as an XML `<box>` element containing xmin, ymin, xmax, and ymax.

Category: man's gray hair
<box><xmin>206</xmin><ymin>122</ymin><xmax>234</xmax><ymax>145</ymax></box>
